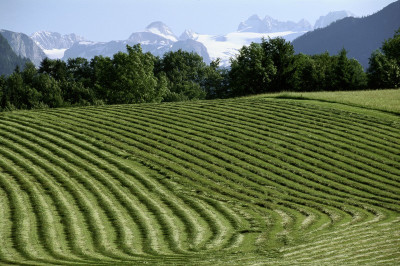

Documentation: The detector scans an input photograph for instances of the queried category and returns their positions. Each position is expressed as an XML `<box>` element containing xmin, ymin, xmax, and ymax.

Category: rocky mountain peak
<box><xmin>238</xmin><ymin>15</ymin><xmax>311</xmax><ymax>33</ymax></box>
<box><xmin>145</xmin><ymin>21</ymin><xmax>178</xmax><ymax>41</ymax></box>
<box><xmin>30</xmin><ymin>31</ymin><xmax>85</xmax><ymax>50</ymax></box>
<box><xmin>179</xmin><ymin>29</ymin><xmax>198</xmax><ymax>41</ymax></box>
<box><xmin>314</xmin><ymin>11</ymin><xmax>355</xmax><ymax>29</ymax></box>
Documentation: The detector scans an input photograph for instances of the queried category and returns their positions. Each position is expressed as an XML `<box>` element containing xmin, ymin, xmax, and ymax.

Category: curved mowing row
<box><xmin>0</xmin><ymin>97</ymin><xmax>399</xmax><ymax>265</ymax></box>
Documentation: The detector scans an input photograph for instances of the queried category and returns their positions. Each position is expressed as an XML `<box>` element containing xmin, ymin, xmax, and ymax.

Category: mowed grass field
<box><xmin>267</xmin><ymin>89</ymin><xmax>400</xmax><ymax>114</ymax></box>
<box><xmin>0</xmin><ymin>90</ymin><xmax>399</xmax><ymax>265</ymax></box>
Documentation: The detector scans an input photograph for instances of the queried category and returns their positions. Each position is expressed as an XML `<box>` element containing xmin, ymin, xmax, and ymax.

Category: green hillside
<box><xmin>266</xmin><ymin>89</ymin><xmax>400</xmax><ymax>114</ymax></box>
<box><xmin>0</xmin><ymin>94</ymin><xmax>399</xmax><ymax>265</ymax></box>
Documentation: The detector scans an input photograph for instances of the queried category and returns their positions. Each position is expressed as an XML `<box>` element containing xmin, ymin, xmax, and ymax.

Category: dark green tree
<box><xmin>368</xmin><ymin>51</ymin><xmax>400</xmax><ymax>88</ymax></box>
<box><xmin>34</xmin><ymin>74</ymin><xmax>63</xmax><ymax>108</ymax></box>
<box><xmin>39</xmin><ymin>58</ymin><xmax>68</xmax><ymax>81</ymax></box>
<box><xmin>291</xmin><ymin>54</ymin><xmax>318</xmax><ymax>91</ymax></box>
<box><xmin>1</xmin><ymin>70</ymin><xmax>41</xmax><ymax>109</ymax></box>
<box><xmin>60</xmin><ymin>80</ymin><xmax>94</xmax><ymax>106</ymax></box>
<box><xmin>382</xmin><ymin>28</ymin><xmax>400</xmax><ymax>63</ymax></box>
<box><xmin>0</xmin><ymin>75</ymin><xmax>5</xmax><ymax>104</ymax></box>
<box><xmin>21</xmin><ymin>61</ymin><xmax>38</xmax><ymax>86</ymax></box>
<box><xmin>67</xmin><ymin>57</ymin><xmax>92</xmax><ymax>86</ymax></box>
<box><xmin>2</xmin><ymin>71</ymin><xmax>23</xmax><ymax>109</ymax></box>
<box><xmin>368</xmin><ymin>28</ymin><xmax>400</xmax><ymax>88</ymax></box>
<box><xmin>63</xmin><ymin>57</ymin><xmax>95</xmax><ymax>105</ymax></box>
<box><xmin>90</xmin><ymin>55</ymin><xmax>113</xmax><ymax>100</ymax></box>
<box><xmin>311</xmin><ymin>52</ymin><xmax>336</xmax><ymax>91</ymax></box>
<box><xmin>157</xmin><ymin>49</ymin><xmax>210</xmax><ymax>101</ymax></box>
<box><xmin>229</xmin><ymin>42</ymin><xmax>276</xmax><ymax>96</ymax></box>
<box><xmin>92</xmin><ymin>44</ymin><xmax>167</xmax><ymax>104</ymax></box>
<box><xmin>261</xmin><ymin>37</ymin><xmax>296</xmax><ymax>92</ymax></box>
<box><xmin>204</xmin><ymin>59</ymin><xmax>230</xmax><ymax>99</ymax></box>
<box><xmin>333</xmin><ymin>48</ymin><xmax>352</xmax><ymax>90</ymax></box>
<box><xmin>348</xmin><ymin>58</ymin><xmax>368</xmax><ymax>90</ymax></box>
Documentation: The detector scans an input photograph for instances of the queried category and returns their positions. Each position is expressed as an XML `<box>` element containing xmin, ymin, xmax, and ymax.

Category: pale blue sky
<box><xmin>1</xmin><ymin>0</ymin><xmax>397</xmax><ymax>41</ymax></box>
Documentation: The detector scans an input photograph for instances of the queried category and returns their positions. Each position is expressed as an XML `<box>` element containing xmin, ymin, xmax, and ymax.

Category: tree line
<box><xmin>0</xmin><ymin>28</ymin><xmax>399</xmax><ymax>111</ymax></box>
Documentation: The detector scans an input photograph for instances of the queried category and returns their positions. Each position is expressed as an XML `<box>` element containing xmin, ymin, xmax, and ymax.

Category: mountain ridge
<box><xmin>63</xmin><ymin>22</ymin><xmax>211</xmax><ymax>63</ymax></box>
<box><xmin>314</xmin><ymin>11</ymin><xmax>355</xmax><ymax>29</ymax></box>
<box><xmin>1</xmin><ymin>3</ymin><xmax>396</xmax><ymax>69</ymax></box>
<box><xmin>30</xmin><ymin>31</ymin><xmax>85</xmax><ymax>50</ymax></box>
<box><xmin>0</xmin><ymin>33</ymin><xmax>30</xmax><ymax>75</ymax></box>
<box><xmin>0</xmin><ymin>29</ymin><xmax>46</xmax><ymax>66</ymax></box>
<box><xmin>237</xmin><ymin>15</ymin><xmax>312</xmax><ymax>33</ymax></box>
<box><xmin>292</xmin><ymin>0</ymin><xmax>400</xmax><ymax>69</ymax></box>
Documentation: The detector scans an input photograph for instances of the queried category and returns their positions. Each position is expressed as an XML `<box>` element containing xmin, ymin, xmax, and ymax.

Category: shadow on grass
<box><xmin>273</xmin><ymin>94</ymin><xmax>310</xmax><ymax>100</ymax></box>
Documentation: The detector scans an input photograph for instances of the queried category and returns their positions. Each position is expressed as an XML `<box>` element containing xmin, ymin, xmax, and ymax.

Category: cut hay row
<box><xmin>0</xmin><ymin>96</ymin><xmax>399</xmax><ymax>264</ymax></box>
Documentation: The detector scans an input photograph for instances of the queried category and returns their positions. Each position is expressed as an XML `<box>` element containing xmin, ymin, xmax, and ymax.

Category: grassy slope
<box><xmin>0</xmin><ymin>91</ymin><xmax>399</xmax><ymax>265</ymax></box>
<box><xmin>263</xmin><ymin>89</ymin><xmax>400</xmax><ymax>114</ymax></box>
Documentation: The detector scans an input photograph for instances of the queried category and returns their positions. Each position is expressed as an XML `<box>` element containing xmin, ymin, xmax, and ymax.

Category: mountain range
<box><xmin>2</xmin><ymin>11</ymin><xmax>355</xmax><ymax>68</ymax></box>
<box><xmin>63</xmin><ymin>22</ymin><xmax>211</xmax><ymax>64</ymax></box>
<box><xmin>61</xmin><ymin>11</ymin><xmax>355</xmax><ymax>66</ymax></box>
<box><xmin>61</xmin><ymin>19</ymin><xmax>311</xmax><ymax>66</ymax></box>
<box><xmin>1</xmin><ymin>2</ymin><xmax>398</xmax><ymax>75</ymax></box>
<box><xmin>31</xmin><ymin>31</ymin><xmax>85</xmax><ymax>50</ymax></box>
<box><xmin>237</xmin><ymin>15</ymin><xmax>312</xmax><ymax>33</ymax></box>
<box><xmin>30</xmin><ymin>31</ymin><xmax>85</xmax><ymax>60</ymax></box>
<box><xmin>31</xmin><ymin>12</ymin><xmax>355</xmax><ymax>66</ymax></box>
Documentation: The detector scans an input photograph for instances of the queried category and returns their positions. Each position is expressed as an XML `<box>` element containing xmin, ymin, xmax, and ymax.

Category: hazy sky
<box><xmin>1</xmin><ymin>0</ymin><xmax>397</xmax><ymax>41</ymax></box>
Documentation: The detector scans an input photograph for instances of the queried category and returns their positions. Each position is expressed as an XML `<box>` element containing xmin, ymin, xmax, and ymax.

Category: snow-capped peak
<box><xmin>31</xmin><ymin>30</ymin><xmax>53</xmax><ymax>37</ymax></box>
<box><xmin>179</xmin><ymin>29</ymin><xmax>198</xmax><ymax>41</ymax></box>
<box><xmin>145</xmin><ymin>21</ymin><xmax>178</xmax><ymax>42</ymax></box>
<box><xmin>30</xmin><ymin>31</ymin><xmax>85</xmax><ymax>50</ymax></box>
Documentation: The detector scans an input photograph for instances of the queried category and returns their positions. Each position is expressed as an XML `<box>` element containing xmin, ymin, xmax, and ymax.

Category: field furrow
<box><xmin>0</xmin><ymin>96</ymin><xmax>398</xmax><ymax>264</ymax></box>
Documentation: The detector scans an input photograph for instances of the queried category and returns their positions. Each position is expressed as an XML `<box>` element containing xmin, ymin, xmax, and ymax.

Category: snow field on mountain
<box><xmin>195</xmin><ymin>31</ymin><xmax>298</xmax><ymax>65</ymax></box>
<box><xmin>43</xmin><ymin>49</ymin><xmax>67</xmax><ymax>59</ymax></box>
